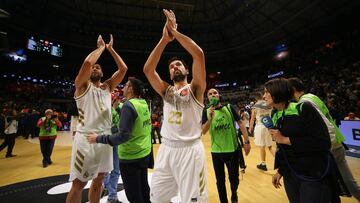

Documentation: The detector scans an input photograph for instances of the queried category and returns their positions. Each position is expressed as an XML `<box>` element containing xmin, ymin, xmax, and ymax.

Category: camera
<box><xmin>51</xmin><ymin>114</ymin><xmax>58</xmax><ymax>119</ymax></box>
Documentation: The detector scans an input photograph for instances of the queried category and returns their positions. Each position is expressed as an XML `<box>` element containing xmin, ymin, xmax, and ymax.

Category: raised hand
<box><xmin>162</xmin><ymin>22</ymin><xmax>174</xmax><ymax>42</ymax></box>
<box><xmin>106</xmin><ymin>34</ymin><xmax>113</xmax><ymax>50</ymax></box>
<box><xmin>97</xmin><ymin>35</ymin><xmax>105</xmax><ymax>48</ymax></box>
<box><xmin>163</xmin><ymin>9</ymin><xmax>177</xmax><ymax>33</ymax></box>
<box><xmin>162</xmin><ymin>10</ymin><xmax>175</xmax><ymax>42</ymax></box>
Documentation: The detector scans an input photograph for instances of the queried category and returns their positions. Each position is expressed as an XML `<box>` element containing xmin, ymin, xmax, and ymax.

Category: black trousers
<box><xmin>283</xmin><ymin>172</ymin><xmax>334</xmax><ymax>203</ymax></box>
<box><xmin>119</xmin><ymin>157</ymin><xmax>151</xmax><ymax>203</ymax></box>
<box><xmin>0</xmin><ymin>133</ymin><xmax>16</xmax><ymax>156</ymax></box>
<box><xmin>40</xmin><ymin>139</ymin><xmax>55</xmax><ymax>164</ymax></box>
<box><xmin>211</xmin><ymin>151</ymin><xmax>240</xmax><ymax>203</ymax></box>
<box><xmin>151</xmin><ymin>127</ymin><xmax>161</xmax><ymax>144</ymax></box>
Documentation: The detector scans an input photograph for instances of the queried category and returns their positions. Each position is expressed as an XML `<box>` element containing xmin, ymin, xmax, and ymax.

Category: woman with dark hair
<box><xmin>263</xmin><ymin>78</ymin><xmax>338</xmax><ymax>203</ymax></box>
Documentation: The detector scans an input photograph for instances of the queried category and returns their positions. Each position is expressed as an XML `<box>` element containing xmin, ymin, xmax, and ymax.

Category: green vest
<box><xmin>300</xmin><ymin>93</ymin><xmax>345</xmax><ymax>143</ymax></box>
<box><xmin>272</xmin><ymin>102</ymin><xmax>300</xmax><ymax>126</ymax></box>
<box><xmin>118</xmin><ymin>99</ymin><xmax>151</xmax><ymax>160</ymax></box>
<box><xmin>39</xmin><ymin>117</ymin><xmax>58</xmax><ymax>136</ymax></box>
<box><xmin>207</xmin><ymin>104</ymin><xmax>238</xmax><ymax>153</ymax></box>
<box><xmin>111</xmin><ymin>103</ymin><xmax>122</xmax><ymax>127</ymax></box>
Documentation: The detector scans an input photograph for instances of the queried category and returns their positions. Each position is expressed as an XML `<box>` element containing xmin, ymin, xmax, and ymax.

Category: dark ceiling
<box><xmin>0</xmin><ymin>0</ymin><xmax>359</xmax><ymax>79</ymax></box>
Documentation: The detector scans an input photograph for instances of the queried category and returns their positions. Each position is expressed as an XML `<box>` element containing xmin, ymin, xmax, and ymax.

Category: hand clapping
<box><xmin>97</xmin><ymin>35</ymin><xmax>105</xmax><ymax>48</ymax></box>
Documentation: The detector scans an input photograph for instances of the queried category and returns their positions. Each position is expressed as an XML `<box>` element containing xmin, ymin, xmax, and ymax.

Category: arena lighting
<box><xmin>0</xmin><ymin>9</ymin><xmax>10</xmax><ymax>18</ymax></box>
<box><xmin>274</xmin><ymin>43</ymin><xmax>288</xmax><ymax>53</ymax></box>
<box><xmin>5</xmin><ymin>50</ymin><xmax>27</xmax><ymax>63</ymax></box>
<box><xmin>215</xmin><ymin>83</ymin><xmax>229</xmax><ymax>87</ymax></box>
<box><xmin>268</xmin><ymin>71</ymin><xmax>284</xmax><ymax>79</ymax></box>
<box><xmin>275</xmin><ymin>51</ymin><xmax>289</xmax><ymax>60</ymax></box>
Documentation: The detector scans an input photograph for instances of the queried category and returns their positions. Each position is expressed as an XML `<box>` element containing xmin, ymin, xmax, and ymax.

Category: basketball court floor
<box><xmin>0</xmin><ymin>131</ymin><xmax>359</xmax><ymax>202</ymax></box>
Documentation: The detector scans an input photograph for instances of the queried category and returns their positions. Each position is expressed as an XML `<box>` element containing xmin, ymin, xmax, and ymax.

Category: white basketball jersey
<box><xmin>75</xmin><ymin>83</ymin><xmax>112</xmax><ymax>134</ymax></box>
<box><xmin>253</xmin><ymin>100</ymin><xmax>272</xmax><ymax>125</ymax></box>
<box><xmin>161</xmin><ymin>85</ymin><xmax>204</xmax><ymax>141</ymax></box>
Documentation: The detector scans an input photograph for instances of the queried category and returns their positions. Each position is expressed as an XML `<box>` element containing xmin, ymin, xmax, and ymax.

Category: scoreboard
<box><xmin>27</xmin><ymin>36</ymin><xmax>63</xmax><ymax>57</ymax></box>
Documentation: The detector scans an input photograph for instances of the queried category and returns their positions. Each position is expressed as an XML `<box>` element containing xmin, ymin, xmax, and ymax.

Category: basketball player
<box><xmin>66</xmin><ymin>34</ymin><xmax>127</xmax><ymax>203</ymax></box>
<box><xmin>143</xmin><ymin>9</ymin><xmax>208</xmax><ymax>203</ymax></box>
<box><xmin>249</xmin><ymin>92</ymin><xmax>275</xmax><ymax>171</ymax></box>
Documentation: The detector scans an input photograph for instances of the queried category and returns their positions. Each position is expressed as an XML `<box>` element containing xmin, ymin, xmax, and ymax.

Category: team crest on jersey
<box><xmin>99</xmin><ymin>83</ymin><xmax>108</xmax><ymax>90</ymax></box>
<box><xmin>180</xmin><ymin>88</ymin><xmax>189</xmax><ymax>96</ymax></box>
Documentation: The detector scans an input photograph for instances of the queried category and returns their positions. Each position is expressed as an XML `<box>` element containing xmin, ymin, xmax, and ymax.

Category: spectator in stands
<box><xmin>151</xmin><ymin>113</ymin><xmax>161</xmax><ymax>144</ymax></box>
<box><xmin>326</xmin><ymin>99</ymin><xmax>342</xmax><ymax>126</ymax></box>
<box><xmin>344</xmin><ymin>112</ymin><xmax>360</xmax><ymax>120</ymax></box>
<box><xmin>37</xmin><ymin>109</ymin><xmax>62</xmax><ymax>168</ymax></box>
<box><xmin>238</xmin><ymin>105</ymin><xmax>250</xmax><ymax>135</ymax></box>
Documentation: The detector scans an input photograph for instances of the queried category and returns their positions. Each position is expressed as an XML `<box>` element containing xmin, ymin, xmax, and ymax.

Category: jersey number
<box><xmin>168</xmin><ymin>111</ymin><xmax>182</xmax><ymax>124</ymax></box>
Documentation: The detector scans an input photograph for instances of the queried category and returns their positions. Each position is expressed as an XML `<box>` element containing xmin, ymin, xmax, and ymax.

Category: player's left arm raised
<box><xmin>164</xmin><ymin>9</ymin><xmax>206</xmax><ymax>101</ymax></box>
<box><xmin>104</xmin><ymin>34</ymin><xmax>128</xmax><ymax>92</ymax></box>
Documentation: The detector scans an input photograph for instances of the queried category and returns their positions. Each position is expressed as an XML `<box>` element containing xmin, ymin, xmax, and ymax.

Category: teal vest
<box><xmin>118</xmin><ymin>99</ymin><xmax>151</xmax><ymax>160</ymax></box>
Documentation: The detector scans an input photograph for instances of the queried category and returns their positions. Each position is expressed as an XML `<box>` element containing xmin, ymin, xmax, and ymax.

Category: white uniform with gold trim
<box><xmin>150</xmin><ymin>85</ymin><xmax>208</xmax><ymax>203</ymax></box>
<box><xmin>253</xmin><ymin>100</ymin><xmax>273</xmax><ymax>147</ymax></box>
<box><xmin>69</xmin><ymin>83</ymin><xmax>113</xmax><ymax>182</ymax></box>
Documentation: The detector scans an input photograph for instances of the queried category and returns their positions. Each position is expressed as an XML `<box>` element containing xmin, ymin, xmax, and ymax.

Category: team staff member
<box><xmin>102</xmin><ymin>90</ymin><xmax>123</xmax><ymax>203</ymax></box>
<box><xmin>87</xmin><ymin>78</ymin><xmax>152</xmax><ymax>203</ymax></box>
<box><xmin>202</xmin><ymin>88</ymin><xmax>251</xmax><ymax>203</ymax></box>
<box><xmin>37</xmin><ymin>109</ymin><xmax>62</xmax><ymax>168</ymax></box>
<box><xmin>289</xmin><ymin>77</ymin><xmax>359</xmax><ymax>201</ymax></box>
